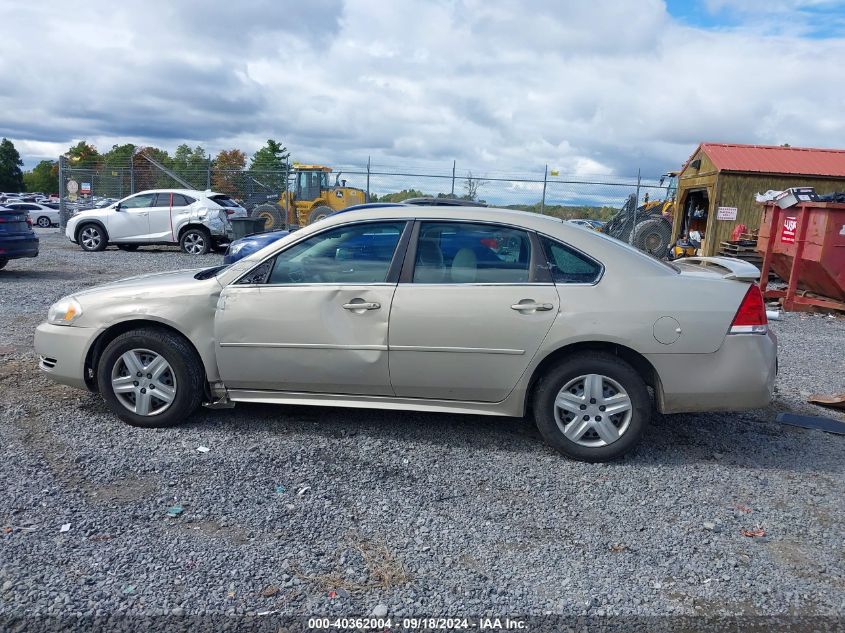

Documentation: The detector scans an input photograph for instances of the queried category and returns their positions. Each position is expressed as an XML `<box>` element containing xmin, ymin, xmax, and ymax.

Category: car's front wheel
<box><xmin>180</xmin><ymin>227</ymin><xmax>211</xmax><ymax>255</ymax></box>
<box><xmin>78</xmin><ymin>224</ymin><xmax>108</xmax><ymax>252</ymax></box>
<box><xmin>532</xmin><ymin>352</ymin><xmax>651</xmax><ymax>462</ymax></box>
<box><xmin>97</xmin><ymin>328</ymin><xmax>204</xmax><ymax>428</ymax></box>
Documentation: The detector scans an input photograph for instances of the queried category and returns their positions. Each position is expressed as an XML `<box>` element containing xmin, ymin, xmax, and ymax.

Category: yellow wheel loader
<box><xmin>250</xmin><ymin>165</ymin><xmax>366</xmax><ymax>231</ymax></box>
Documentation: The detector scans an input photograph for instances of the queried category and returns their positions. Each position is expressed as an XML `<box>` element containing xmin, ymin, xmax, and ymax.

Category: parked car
<box><xmin>5</xmin><ymin>202</ymin><xmax>60</xmax><ymax>227</ymax></box>
<box><xmin>65</xmin><ymin>189</ymin><xmax>247</xmax><ymax>254</ymax></box>
<box><xmin>0</xmin><ymin>205</ymin><xmax>39</xmax><ymax>269</ymax></box>
<box><xmin>35</xmin><ymin>206</ymin><xmax>776</xmax><ymax>462</ymax></box>
<box><xmin>223</xmin><ymin>203</ymin><xmax>405</xmax><ymax>264</ymax></box>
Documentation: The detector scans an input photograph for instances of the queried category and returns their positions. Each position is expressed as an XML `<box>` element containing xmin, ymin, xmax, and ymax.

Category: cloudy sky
<box><xmin>2</xmin><ymin>0</ymin><xmax>844</xmax><ymax>179</ymax></box>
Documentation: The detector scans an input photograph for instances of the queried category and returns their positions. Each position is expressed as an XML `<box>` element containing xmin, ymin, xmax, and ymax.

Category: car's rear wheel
<box><xmin>532</xmin><ymin>352</ymin><xmax>650</xmax><ymax>462</ymax></box>
<box><xmin>97</xmin><ymin>328</ymin><xmax>204</xmax><ymax>428</ymax></box>
<box><xmin>251</xmin><ymin>203</ymin><xmax>284</xmax><ymax>231</ymax></box>
<box><xmin>180</xmin><ymin>227</ymin><xmax>211</xmax><ymax>255</ymax></box>
<box><xmin>307</xmin><ymin>205</ymin><xmax>333</xmax><ymax>224</ymax></box>
<box><xmin>117</xmin><ymin>244</ymin><xmax>139</xmax><ymax>252</ymax></box>
<box><xmin>78</xmin><ymin>224</ymin><xmax>107</xmax><ymax>252</ymax></box>
<box><xmin>36</xmin><ymin>216</ymin><xmax>52</xmax><ymax>228</ymax></box>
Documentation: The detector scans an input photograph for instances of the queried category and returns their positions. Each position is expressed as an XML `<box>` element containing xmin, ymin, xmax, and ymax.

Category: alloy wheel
<box><xmin>553</xmin><ymin>374</ymin><xmax>633</xmax><ymax>447</ymax></box>
<box><xmin>81</xmin><ymin>227</ymin><xmax>102</xmax><ymax>249</ymax></box>
<box><xmin>37</xmin><ymin>217</ymin><xmax>51</xmax><ymax>228</ymax></box>
<box><xmin>110</xmin><ymin>348</ymin><xmax>177</xmax><ymax>416</ymax></box>
<box><xmin>183</xmin><ymin>232</ymin><xmax>205</xmax><ymax>255</ymax></box>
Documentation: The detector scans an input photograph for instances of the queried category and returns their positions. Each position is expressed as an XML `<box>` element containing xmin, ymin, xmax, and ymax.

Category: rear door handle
<box><xmin>343</xmin><ymin>301</ymin><xmax>381</xmax><ymax>311</ymax></box>
<box><xmin>511</xmin><ymin>301</ymin><xmax>554</xmax><ymax>312</ymax></box>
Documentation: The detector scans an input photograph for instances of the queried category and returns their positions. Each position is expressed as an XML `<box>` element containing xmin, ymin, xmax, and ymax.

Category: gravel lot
<box><xmin>1</xmin><ymin>229</ymin><xmax>844</xmax><ymax>627</ymax></box>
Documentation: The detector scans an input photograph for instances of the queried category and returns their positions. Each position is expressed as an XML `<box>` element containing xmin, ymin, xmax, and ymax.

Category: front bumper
<box><xmin>648</xmin><ymin>330</ymin><xmax>778</xmax><ymax>414</ymax></box>
<box><xmin>34</xmin><ymin>323</ymin><xmax>99</xmax><ymax>390</ymax></box>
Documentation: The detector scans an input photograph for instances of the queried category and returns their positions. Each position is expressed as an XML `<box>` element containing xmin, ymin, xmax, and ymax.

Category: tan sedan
<box><xmin>35</xmin><ymin>206</ymin><xmax>776</xmax><ymax>461</ymax></box>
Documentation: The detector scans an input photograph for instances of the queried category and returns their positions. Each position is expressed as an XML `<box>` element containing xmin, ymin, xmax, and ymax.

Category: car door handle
<box><xmin>343</xmin><ymin>301</ymin><xmax>381</xmax><ymax>311</ymax></box>
<box><xmin>511</xmin><ymin>301</ymin><xmax>554</xmax><ymax>312</ymax></box>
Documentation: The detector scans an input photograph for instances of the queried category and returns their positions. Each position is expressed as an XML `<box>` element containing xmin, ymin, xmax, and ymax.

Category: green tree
<box><xmin>0</xmin><ymin>138</ymin><xmax>25</xmax><ymax>192</ymax></box>
<box><xmin>172</xmin><ymin>144</ymin><xmax>208</xmax><ymax>187</ymax></box>
<box><xmin>249</xmin><ymin>139</ymin><xmax>289</xmax><ymax>192</ymax></box>
<box><xmin>102</xmin><ymin>143</ymin><xmax>135</xmax><ymax>168</ymax></box>
<box><xmin>376</xmin><ymin>188</ymin><xmax>426</xmax><ymax>203</ymax></box>
<box><xmin>67</xmin><ymin>141</ymin><xmax>100</xmax><ymax>167</ymax></box>
<box><xmin>23</xmin><ymin>160</ymin><xmax>58</xmax><ymax>194</ymax></box>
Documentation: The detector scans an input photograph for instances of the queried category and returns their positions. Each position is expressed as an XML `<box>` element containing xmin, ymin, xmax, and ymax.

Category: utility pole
<box><xmin>366</xmin><ymin>156</ymin><xmax>371</xmax><ymax>202</ymax></box>
<box><xmin>540</xmin><ymin>164</ymin><xmax>548</xmax><ymax>215</ymax></box>
<box><xmin>630</xmin><ymin>168</ymin><xmax>642</xmax><ymax>245</ymax></box>
<box><xmin>451</xmin><ymin>159</ymin><xmax>456</xmax><ymax>196</ymax></box>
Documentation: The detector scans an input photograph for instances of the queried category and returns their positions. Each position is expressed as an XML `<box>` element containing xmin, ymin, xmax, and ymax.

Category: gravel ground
<box><xmin>1</xmin><ymin>229</ymin><xmax>844</xmax><ymax>628</ymax></box>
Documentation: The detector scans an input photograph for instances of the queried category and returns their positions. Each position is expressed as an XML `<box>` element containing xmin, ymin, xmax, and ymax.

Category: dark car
<box><xmin>0</xmin><ymin>205</ymin><xmax>39</xmax><ymax>269</ymax></box>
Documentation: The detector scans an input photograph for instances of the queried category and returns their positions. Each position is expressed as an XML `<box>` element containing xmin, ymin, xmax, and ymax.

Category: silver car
<box><xmin>65</xmin><ymin>189</ymin><xmax>247</xmax><ymax>255</ymax></box>
<box><xmin>35</xmin><ymin>206</ymin><xmax>777</xmax><ymax>461</ymax></box>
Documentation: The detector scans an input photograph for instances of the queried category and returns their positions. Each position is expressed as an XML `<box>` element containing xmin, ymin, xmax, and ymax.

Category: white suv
<box><xmin>65</xmin><ymin>189</ymin><xmax>247</xmax><ymax>255</ymax></box>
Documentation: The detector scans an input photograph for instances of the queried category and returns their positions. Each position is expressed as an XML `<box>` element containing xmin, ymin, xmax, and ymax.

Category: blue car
<box><xmin>223</xmin><ymin>203</ymin><xmax>405</xmax><ymax>264</ymax></box>
<box><xmin>0</xmin><ymin>205</ymin><xmax>39</xmax><ymax>270</ymax></box>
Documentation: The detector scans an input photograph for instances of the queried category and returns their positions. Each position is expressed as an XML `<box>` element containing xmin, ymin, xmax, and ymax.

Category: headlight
<box><xmin>47</xmin><ymin>298</ymin><xmax>83</xmax><ymax>325</ymax></box>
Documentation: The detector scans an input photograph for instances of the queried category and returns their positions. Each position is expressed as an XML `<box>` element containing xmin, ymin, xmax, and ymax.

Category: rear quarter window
<box><xmin>539</xmin><ymin>236</ymin><xmax>603</xmax><ymax>284</ymax></box>
<box><xmin>209</xmin><ymin>194</ymin><xmax>239</xmax><ymax>208</ymax></box>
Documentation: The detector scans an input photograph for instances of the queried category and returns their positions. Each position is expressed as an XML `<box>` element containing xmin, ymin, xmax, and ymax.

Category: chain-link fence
<box><xmin>58</xmin><ymin>153</ymin><xmax>670</xmax><ymax>233</ymax></box>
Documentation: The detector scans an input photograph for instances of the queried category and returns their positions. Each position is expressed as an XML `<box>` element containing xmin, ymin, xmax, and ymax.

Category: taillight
<box><xmin>729</xmin><ymin>285</ymin><xmax>768</xmax><ymax>334</ymax></box>
<box><xmin>26</xmin><ymin>217</ymin><xmax>33</xmax><ymax>228</ymax></box>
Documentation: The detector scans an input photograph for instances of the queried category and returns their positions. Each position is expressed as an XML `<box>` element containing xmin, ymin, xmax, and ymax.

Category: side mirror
<box><xmin>114</xmin><ymin>202</ymin><xmax>122</xmax><ymax>211</ymax></box>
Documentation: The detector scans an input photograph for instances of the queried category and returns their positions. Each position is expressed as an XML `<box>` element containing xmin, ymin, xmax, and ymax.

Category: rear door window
<box><xmin>154</xmin><ymin>192</ymin><xmax>172</xmax><ymax>207</ymax></box>
<box><xmin>412</xmin><ymin>222</ymin><xmax>532</xmax><ymax>284</ymax></box>
<box><xmin>539</xmin><ymin>236</ymin><xmax>602</xmax><ymax>284</ymax></box>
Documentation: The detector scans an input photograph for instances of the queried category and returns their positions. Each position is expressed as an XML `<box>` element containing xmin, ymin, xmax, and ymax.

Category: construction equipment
<box><xmin>250</xmin><ymin>165</ymin><xmax>366</xmax><ymax>230</ymax></box>
<box><xmin>600</xmin><ymin>173</ymin><xmax>677</xmax><ymax>258</ymax></box>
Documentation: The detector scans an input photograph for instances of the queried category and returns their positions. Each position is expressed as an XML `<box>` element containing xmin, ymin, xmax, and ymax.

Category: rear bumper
<box><xmin>648</xmin><ymin>330</ymin><xmax>778</xmax><ymax>414</ymax></box>
<box><xmin>34</xmin><ymin>323</ymin><xmax>98</xmax><ymax>390</ymax></box>
<box><xmin>0</xmin><ymin>235</ymin><xmax>39</xmax><ymax>258</ymax></box>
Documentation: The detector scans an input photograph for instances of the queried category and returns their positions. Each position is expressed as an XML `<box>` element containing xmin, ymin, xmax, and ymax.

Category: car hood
<box><xmin>73</xmin><ymin>268</ymin><xmax>216</xmax><ymax>299</ymax></box>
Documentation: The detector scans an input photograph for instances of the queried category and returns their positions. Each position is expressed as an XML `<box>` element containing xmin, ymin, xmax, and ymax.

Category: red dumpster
<box><xmin>757</xmin><ymin>201</ymin><xmax>845</xmax><ymax>312</ymax></box>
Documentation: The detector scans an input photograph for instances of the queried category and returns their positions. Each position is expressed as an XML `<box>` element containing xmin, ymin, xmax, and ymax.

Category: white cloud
<box><xmin>1</xmin><ymin>0</ymin><xmax>843</xmax><ymax>181</ymax></box>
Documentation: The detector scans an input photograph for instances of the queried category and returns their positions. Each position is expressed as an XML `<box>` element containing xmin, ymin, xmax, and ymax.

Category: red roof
<box><xmin>687</xmin><ymin>143</ymin><xmax>845</xmax><ymax>178</ymax></box>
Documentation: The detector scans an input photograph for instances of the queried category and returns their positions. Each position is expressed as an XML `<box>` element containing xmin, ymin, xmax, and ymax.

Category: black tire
<box><xmin>251</xmin><ymin>203</ymin><xmax>285</xmax><ymax>231</ymax></box>
<box><xmin>97</xmin><ymin>327</ymin><xmax>204</xmax><ymax>428</ymax></box>
<box><xmin>117</xmin><ymin>244</ymin><xmax>139</xmax><ymax>252</ymax></box>
<box><xmin>0</xmin><ymin>257</ymin><xmax>7</xmax><ymax>270</ymax></box>
<box><xmin>631</xmin><ymin>217</ymin><xmax>672</xmax><ymax>258</ymax></box>
<box><xmin>179</xmin><ymin>227</ymin><xmax>211</xmax><ymax>255</ymax></box>
<box><xmin>307</xmin><ymin>205</ymin><xmax>333</xmax><ymax>224</ymax></box>
<box><xmin>36</xmin><ymin>216</ymin><xmax>52</xmax><ymax>228</ymax></box>
<box><xmin>532</xmin><ymin>352</ymin><xmax>651</xmax><ymax>462</ymax></box>
<box><xmin>77</xmin><ymin>223</ymin><xmax>108</xmax><ymax>252</ymax></box>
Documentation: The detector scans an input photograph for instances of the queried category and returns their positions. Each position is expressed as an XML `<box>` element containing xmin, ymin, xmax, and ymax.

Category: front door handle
<box><xmin>511</xmin><ymin>301</ymin><xmax>554</xmax><ymax>312</ymax></box>
<box><xmin>343</xmin><ymin>301</ymin><xmax>381</xmax><ymax>311</ymax></box>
